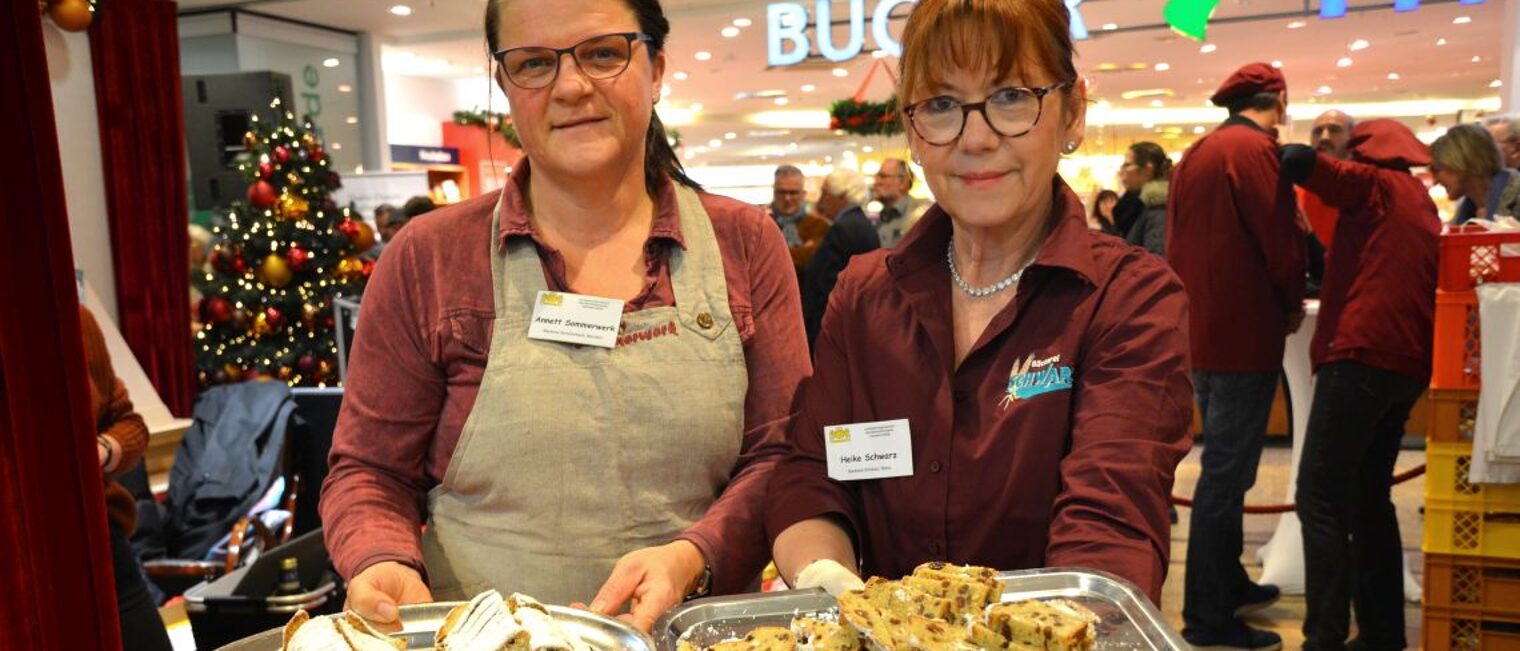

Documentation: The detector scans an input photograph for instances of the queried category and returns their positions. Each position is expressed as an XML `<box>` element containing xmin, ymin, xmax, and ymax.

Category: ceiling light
<box><xmin>1473</xmin><ymin>55</ymin><xmax>1482</xmax><ymax>63</ymax></box>
<box><xmin>1193</xmin><ymin>126</ymin><xmax>1206</xmax><ymax>134</ymax></box>
<box><xmin>345</xmin><ymin>116</ymin><xmax>359</xmax><ymax>125</ymax></box>
<box><xmin>724</xmin><ymin>132</ymin><xmax>737</xmax><ymax>140</ymax></box>
<box><xmin>1200</xmin><ymin>44</ymin><xmax>1217</xmax><ymax>53</ymax></box>
<box><xmin>733</xmin><ymin>17</ymin><xmax>752</xmax><ymax>27</ymax></box>
<box><xmin>862</xmin><ymin>146</ymin><xmax>874</xmax><ymax>153</ymax></box>
<box><xmin>775</xmin><ymin>97</ymin><xmax>790</xmax><ymax>106</ymax></box>
<box><xmin>683</xmin><ymin>150</ymin><xmax>696</xmax><ymax>161</ymax></box>
<box><xmin>708</xmin><ymin>139</ymin><xmax>722</xmax><ymax>148</ymax></box>
<box><xmin>1287</xmin><ymin>20</ymin><xmax>1307</xmax><ymax>29</ymax></box>
<box><xmin>330</xmin><ymin>142</ymin><xmax>342</xmax><ymax>150</ymax></box>
<box><xmin>674</xmin><ymin>72</ymin><xmax>690</xmax><ymax>81</ymax></box>
<box><xmin>337</xmin><ymin>84</ymin><xmax>353</xmax><ymax>93</ymax></box>
<box><xmin>323</xmin><ymin>58</ymin><xmax>340</xmax><ymax>68</ymax></box>
<box><xmin>695</xmin><ymin>51</ymin><xmax>712</xmax><ymax>61</ymax></box>
<box><xmin>1271</xmin><ymin>61</ymin><xmax>1283</xmax><ymax>68</ymax></box>
<box><xmin>1142</xmin><ymin>122</ymin><xmax>1155</xmax><ymax>129</ymax></box>
<box><xmin>721</xmin><ymin>26</ymin><xmax>740</xmax><ymax>38</ymax></box>
<box><xmin>1154</xmin><ymin>62</ymin><xmax>1171</xmax><ymax>71</ymax></box>
<box><xmin>690</xmin><ymin>102</ymin><xmax>703</xmax><ymax>112</ymax></box>
<box><xmin>1387</xmin><ymin>72</ymin><xmax>1401</xmax><ymax>80</ymax></box>
<box><xmin>801</xmin><ymin>84</ymin><xmax>816</xmax><ymax>92</ymax></box>
<box><xmin>389</xmin><ymin>4</ymin><xmax>412</xmax><ymax>16</ymax></box>
<box><xmin>1437</xmin><ymin>38</ymin><xmax>1448</xmax><ymax>46</ymax></box>
<box><xmin>1453</xmin><ymin>15</ymin><xmax>1471</xmax><ymax>24</ymax></box>
<box><xmin>832</xmin><ymin>67</ymin><xmax>848</xmax><ymax>77</ymax></box>
<box><xmin>1349</xmin><ymin>39</ymin><xmax>1370</xmax><ymax>51</ymax></box>
<box><xmin>1129</xmin><ymin>63</ymin><xmax>1150</xmax><ymax>70</ymax></box>
<box><xmin>1102</xmin><ymin>23</ymin><xmax>1119</xmax><ymax>30</ymax></box>
<box><xmin>1337</xmin><ymin>57</ymin><xmax>1353</xmax><ymax>68</ymax></box>
<box><xmin>1150</xmin><ymin>99</ymin><xmax>1165</xmax><ymax>107</ymax></box>
<box><xmin>1492</xmin><ymin>80</ymin><xmax>1505</xmax><ymax>88</ymax></box>
<box><xmin>872</xmin><ymin>49</ymin><xmax>890</xmax><ymax>59</ymax></box>
<box><xmin>1317</xmin><ymin>85</ymin><xmax>1332</xmax><ymax>94</ymax></box>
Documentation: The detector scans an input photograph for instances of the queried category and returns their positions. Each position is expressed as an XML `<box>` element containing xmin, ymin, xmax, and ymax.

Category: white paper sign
<box><xmin>527</xmin><ymin>291</ymin><xmax>624</xmax><ymax>349</ymax></box>
<box><xmin>824</xmin><ymin>419</ymin><xmax>915</xmax><ymax>481</ymax></box>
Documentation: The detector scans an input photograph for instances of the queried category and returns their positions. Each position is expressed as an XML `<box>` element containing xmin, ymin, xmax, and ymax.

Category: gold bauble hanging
<box><xmin>278</xmin><ymin>193</ymin><xmax>310</xmax><ymax>221</ymax></box>
<box><xmin>259</xmin><ymin>253</ymin><xmax>293</xmax><ymax>287</ymax></box>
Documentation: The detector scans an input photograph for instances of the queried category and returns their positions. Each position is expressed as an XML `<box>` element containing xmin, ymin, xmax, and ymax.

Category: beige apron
<box><xmin>420</xmin><ymin>185</ymin><xmax>748</xmax><ymax>605</ymax></box>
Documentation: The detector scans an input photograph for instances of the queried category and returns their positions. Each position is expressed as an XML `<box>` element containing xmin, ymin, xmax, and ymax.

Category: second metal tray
<box><xmin>654</xmin><ymin>567</ymin><xmax>1186</xmax><ymax>650</ymax></box>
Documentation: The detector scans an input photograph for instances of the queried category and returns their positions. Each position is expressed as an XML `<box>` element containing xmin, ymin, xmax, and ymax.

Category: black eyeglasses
<box><xmin>903</xmin><ymin>80</ymin><xmax>1073</xmax><ymax>146</ymax></box>
<box><xmin>492</xmin><ymin>32</ymin><xmax>654</xmax><ymax>89</ymax></box>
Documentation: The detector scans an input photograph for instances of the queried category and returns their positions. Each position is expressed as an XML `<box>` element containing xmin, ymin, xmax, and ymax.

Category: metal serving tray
<box><xmin>218</xmin><ymin>602</ymin><xmax>658</xmax><ymax>651</ymax></box>
<box><xmin>654</xmin><ymin>568</ymin><xmax>1186</xmax><ymax>650</ymax></box>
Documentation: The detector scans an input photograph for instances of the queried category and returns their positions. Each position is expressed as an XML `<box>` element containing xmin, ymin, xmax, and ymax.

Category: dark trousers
<box><xmin>1183</xmin><ymin>370</ymin><xmax>1279</xmax><ymax>634</ymax></box>
<box><xmin>1297</xmin><ymin>361</ymin><xmax>1424</xmax><ymax>651</ymax></box>
<box><xmin>111</xmin><ymin>524</ymin><xmax>173</xmax><ymax>651</ymax></box>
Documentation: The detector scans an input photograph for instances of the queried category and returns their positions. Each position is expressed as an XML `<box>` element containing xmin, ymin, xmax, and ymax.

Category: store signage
<box><xmin>390</xmin><ymin>145</ymin><xmax>460</xmax><ymax>165</ymax></box>
<box><xmin>767</xmin><ymin>0</ymin><xmax>1090</xmax><ymax>66</ymax></box>
<box><xmin>1320</xmin><ymin>0</ymin><xmax>1483</xmax><ymax>19</ymax></box>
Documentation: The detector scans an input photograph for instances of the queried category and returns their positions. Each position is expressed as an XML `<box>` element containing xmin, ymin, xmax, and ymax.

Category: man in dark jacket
<box><xmin>1280</xmin><ymin>120</ymin><xmax>1438</xmax><ymax>651</ymax></box>
<box><xmin>1168</xmin><ymin>62</ymin><xmax>1306</xmax><ymax>650</ymax></box>
<box><xmin>801</xmin><ymin>168</ymin><xmax>877</xmax><ymax>346</ymax></box>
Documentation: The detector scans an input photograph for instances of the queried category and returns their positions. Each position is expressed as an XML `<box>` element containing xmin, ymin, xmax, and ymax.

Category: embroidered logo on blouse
<box><xmin>828</xmin><ymin>427</ymin><xmax>852</xmax><ymax>444</ymax></box>
<box><xmin>1001</xmin><ymin>353</ymin><xmax>1074</xmax><ymax>408</ymax></box>
<box><xmin>540</xmin><ymin>292</ymin><xmax>564</xmax><ymax>306</ymax></box>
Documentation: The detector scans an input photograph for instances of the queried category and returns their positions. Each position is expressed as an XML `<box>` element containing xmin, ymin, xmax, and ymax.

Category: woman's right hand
<box><xmin>346</xmin><ymin>561</ymin><xmax>433</xmax><ymax>631</ymax></box>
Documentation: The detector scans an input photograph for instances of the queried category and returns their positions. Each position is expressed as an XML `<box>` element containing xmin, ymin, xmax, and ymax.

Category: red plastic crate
<box><xmin>1425</xmin><ymin>605</ymin><xmax>1520</xmax><ymax>651</ymax></box>
<box><xmin>1429</xmin><ymin>389</ymin><xmax>1482</xmax><ymax>443</ymax></box>
<box><xmin>1434</xmin><ymin>290</ymin><xmax>1483</xmax><ymax>390</ymax></box>
<box><xmin>1440</xmin><ymin>224</ymin><xmax>1520</xmax><ymax>293</ymax></box>
<box><xmin>1426</xmin><ymin>553</ymin><xmax>1520</xmax><ymax>620</ymax></box>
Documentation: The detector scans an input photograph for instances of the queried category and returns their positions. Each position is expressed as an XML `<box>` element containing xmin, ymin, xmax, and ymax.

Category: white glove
<box><xmin>793</xmin><ymin>559</ymin><xmax>866</xmax><ymax>596</ymax></box>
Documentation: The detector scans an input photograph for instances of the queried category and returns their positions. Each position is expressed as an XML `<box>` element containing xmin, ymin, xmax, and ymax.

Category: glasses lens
<box><xmin>985</xmin><ymin>87</ymin><xmax>1041</xmax><ymax>136</ymax></box>
<box><xmin>912</xmin><ymin>96</ymin><xmax>965</xmax><ymax>144</ymax></box>
<box><xmin>504</xmin><ymin>48</ymin><xmax>558</xmax><ymax>88</ymax></box>
<box><xmin>575</xmin><ymin>34</ymin><xmax>634</xmax><ymax>79</ymax></box>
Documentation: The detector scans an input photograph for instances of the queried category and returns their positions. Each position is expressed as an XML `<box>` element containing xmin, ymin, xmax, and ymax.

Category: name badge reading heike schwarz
<box><xmin>825</xmin><ymin>419</ymin><xmax>914</xmax><ymax>482</ymax></box>
<box><xmin>526</xmin><ymin>290</ymin><xmax>624</xmax><ymax>349</ymax></box>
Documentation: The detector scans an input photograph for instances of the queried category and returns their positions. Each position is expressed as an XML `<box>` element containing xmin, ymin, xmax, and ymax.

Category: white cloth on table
<box><xmin>1472</xmin><ymin>282</ymin><xmax>1520</xmax><ymax>484</ymax></box>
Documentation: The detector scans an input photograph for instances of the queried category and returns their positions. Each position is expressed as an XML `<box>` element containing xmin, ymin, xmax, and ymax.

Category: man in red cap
<box><xmin>1279</xmin><ymin>120</ymin><xmax>1438</xmax><ymax>651</ymax></box>
<box><xmin>1168</xmin><ymin>61</ymin><xmax>1305</xmax><ymax>650</ymax></box>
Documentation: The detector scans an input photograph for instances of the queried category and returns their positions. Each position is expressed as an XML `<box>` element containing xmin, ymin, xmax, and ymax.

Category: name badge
<box><xmin>824</xmin><ymin>419</ymin><xmax>914</xmax><ymax>481</ymax></box>
<box><xmin>527</xmin><ymin>291</ymin><xmax>624</xmax><ymax>349</ymax></box>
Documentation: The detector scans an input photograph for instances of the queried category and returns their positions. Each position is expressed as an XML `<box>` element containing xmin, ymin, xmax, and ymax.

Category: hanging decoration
<box><xmin>828</xmin><ymin>58</ymin><xmax>903</xmax><ymax>137</ymax></box>
<box><xmin>44</xmin><ymin>0</ymin><xmax>97</xmax><ymax>32</ymax></box>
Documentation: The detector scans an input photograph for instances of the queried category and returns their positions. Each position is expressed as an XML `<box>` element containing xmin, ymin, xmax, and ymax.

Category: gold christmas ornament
<box><xmin>336</xmin><ymin>256</ymin><xmax>365</xmax><ymax>280</ymax></box>
<box><xmin>259</xmin><ymin>253</ymin><xmax>293</xmax><ymax>288</ymax></box>
<box><xmin>278</xmin><ymin>193</ymin><xmax>310</xmax><ymax>221</ymax></box>
<box><xmin>252</xmin><ymin>312</ymin><xmax>273</xmax><ymax>338</ymax></box>
<box><xmin>48</xmin><ymin>0</ymin><xmax>94</xmax><ymax>32</ymax></box>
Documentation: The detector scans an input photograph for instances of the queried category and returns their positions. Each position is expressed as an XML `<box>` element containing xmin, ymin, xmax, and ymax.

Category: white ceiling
<box><xmin>179</xmin><ymin>0</ymin><xmax>1508</xmax><ymax>165</ymax></box>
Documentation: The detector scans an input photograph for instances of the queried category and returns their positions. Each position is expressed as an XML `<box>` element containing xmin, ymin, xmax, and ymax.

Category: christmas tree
<box><xmin>194</xmin><ymin>97</ymin><xmax>375</xmax><ymax>388</ymax></box>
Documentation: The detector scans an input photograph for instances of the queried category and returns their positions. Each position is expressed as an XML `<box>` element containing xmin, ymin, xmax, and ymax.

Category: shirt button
<box><xmin>929</xmin><ymin>461</ymin><xmax>942</xmax><ymax>473</ymax></box>
<box><xmin>696</xmin><ymin>312</ymin><xmax>714</xmax><ymax>329</ymax></box>
<box><xmin>953</xmin><ymin>390</ymin><xmax>968</xmax><ymax>403</ymax></box>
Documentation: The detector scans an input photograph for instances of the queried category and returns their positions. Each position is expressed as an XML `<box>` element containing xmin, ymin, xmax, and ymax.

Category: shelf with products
<box><xmin>389</xmin><ymin>144</ymin><xmax>468</xmax><ymax>205</ymax></box>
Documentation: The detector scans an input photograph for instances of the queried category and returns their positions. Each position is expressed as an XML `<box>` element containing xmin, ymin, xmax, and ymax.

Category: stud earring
<box><xmin>1063</xmin><ymin>141</ymin><xmax>1078</xmax><ymax>154</ymax></box>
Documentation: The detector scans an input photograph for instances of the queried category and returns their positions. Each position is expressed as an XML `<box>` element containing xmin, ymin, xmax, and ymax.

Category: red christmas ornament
<box><xmin>233</xmin><ymin>256</ymin><xmax>248</xmax><ymax>275</ymax></box>
<box><xmin>337</xmin><ymin>218</ymin><xmax>361</xmax><ymax>243</ymax></box>
<box><xmin>248</xmin><ymin>180</ymin><xmax>279</xmax><ymax>207</ymax></box>
<box><xmin>325</xmin><ymin>172</ymin><xmax>342</xmax><ymax>189</ymax></box>
<box><xmin>361</xmin><ymin>259</ymin><xmax>376</xmax><ymax>279</ymax></box>
<box><xmin>264</xmin><ymin>307</ymin><xmax>286</xmax><ymax>331</ymax></box>
<box><xmin>323</xmin><ymin>315</ymin><xmax>336</xmax><ymax>330</ymax></box>
<box><xmin>205</xmin><ymin>296</ymin><xmax>233</xmax><ymax>324</ymax></box>
<box><xmin>274</xmin><ymin>146</ymin><xmax>292</xmax><ymax>164</ymax></box>
<box><xmin>211</xmin><ymin>247</ymin><xmax>238</xmax><ymax>275</ymax></box>
<box><xmin>297</xmin><ymin>354</ymin><xmax>318</xmax><ymax>374</ymax></box>
<box><xmin>310</xmin><ymin>149</ymin><xmax>326</xmax><ymax>164</ymax></box>
<box><xmin>285</xmin><ymin>245</ymin><xmax>312</xmax><ymax>272</ymax></box>
<box><xmin>258</xmin><ymin>162</ymin><xmax>276</xmax><ymax>180</ymax></box>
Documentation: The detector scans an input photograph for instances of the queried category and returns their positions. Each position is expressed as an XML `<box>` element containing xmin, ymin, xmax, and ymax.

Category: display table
<box><xmin>1254</xmin><ymin>300</ymin><xmax>1421</xmax><ymax>601</ymax></box>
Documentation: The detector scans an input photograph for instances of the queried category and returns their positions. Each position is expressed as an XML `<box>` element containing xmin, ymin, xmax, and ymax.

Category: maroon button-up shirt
<box><xmin>764</xmin><ymin>179</ymin><xmax>1194</xmax><ymax>603</ymax></box>
<box><xmin>320</xmin><ymin>166</ymin><xmax>811</xmax><ymax>595</ymax></box>
<box><xmin>1300</xmin><ymin>123</ymin><xmax>1439</xmax><ymax>382</ymax></box>
<box><xmin>1167</xmin><ymin>117</ymin><xmax>1306</xmax><ymax>372</ymax></box>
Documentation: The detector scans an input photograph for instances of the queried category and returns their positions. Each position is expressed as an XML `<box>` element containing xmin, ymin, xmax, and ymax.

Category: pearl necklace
<box><xmin>946</xmin><ymin>241</ymin><xmax>1029</xmax><ymax>298</ymax></box>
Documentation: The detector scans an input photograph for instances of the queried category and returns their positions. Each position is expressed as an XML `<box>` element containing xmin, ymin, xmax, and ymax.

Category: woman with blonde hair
<box><xmin>1430</xmin><ymin>122</ymin><xmax>1520</xmax><ymax>223</ymax></box>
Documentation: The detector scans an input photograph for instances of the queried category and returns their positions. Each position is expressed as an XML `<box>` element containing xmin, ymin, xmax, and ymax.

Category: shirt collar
<box><xmin>1222</xmin><ymin>114</ymin><xmax>1267</xmax><ymax>133</ymax></box>
<box><xmin>887</xmin><ymin>176</ymin><xmax>1100</xmax><ymax>287</ymax></box>
<box><xmin>1484</xmin><ymin>169</ymin><xmax>1515</xmax><ymax>220</ymax></box>
<box><xmin>496</xmin><ymin>160</ymin><xmax>687</xmax><ymax>250</ymax></box>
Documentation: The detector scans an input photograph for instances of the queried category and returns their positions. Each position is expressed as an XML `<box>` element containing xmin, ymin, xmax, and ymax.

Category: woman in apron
<box><xmin>319</xmin><ymin>0</ymin><xmax>809</xmax><ymax>633</ymax></box>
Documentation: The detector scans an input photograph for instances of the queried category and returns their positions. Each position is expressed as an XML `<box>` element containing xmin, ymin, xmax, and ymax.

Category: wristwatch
<box><xmin>685</xmin><ymin>564</ymin><xmax>713</xmax><ymax>601</ymax></box>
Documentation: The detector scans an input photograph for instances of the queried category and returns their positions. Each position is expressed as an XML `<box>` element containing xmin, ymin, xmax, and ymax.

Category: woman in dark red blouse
<box><xmin>764</xmin><ymin>0</ymin><xmax>1193</xmax><ymax>604</ymax></box>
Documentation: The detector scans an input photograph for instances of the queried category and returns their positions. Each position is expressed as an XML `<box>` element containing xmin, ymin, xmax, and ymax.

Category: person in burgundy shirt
<box><xmin>765</xmin><ymin>0</ymin><xmax>1192</xmax><ymax>607</ymax></box>
<box><xmin>1167</xmin><ymin>62</ymin><xmax>1306</xmax><ymax>650</ymax></box>
<box><xmin>320</xmin><ymin>0</ymin><xmax>809</xmax><ymax>633</ymax></box>
<box><xmin>1280</xmin><ymin>120</ymin><xmax>1439</xmax><ymax>651</ymax></box>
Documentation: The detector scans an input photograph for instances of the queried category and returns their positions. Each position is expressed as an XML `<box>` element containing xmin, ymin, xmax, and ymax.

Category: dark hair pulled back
<box><xmin>1128</xmin><ymin>141</ymin><xmax>1172</xmax><ymax>181</ymax></box>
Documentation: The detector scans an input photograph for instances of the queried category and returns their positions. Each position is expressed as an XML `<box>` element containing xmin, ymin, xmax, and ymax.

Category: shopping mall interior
<box><xmin>6</xmin><ymin>0</ymin><xmax>1520</xmax><ymax>649</ymax></box>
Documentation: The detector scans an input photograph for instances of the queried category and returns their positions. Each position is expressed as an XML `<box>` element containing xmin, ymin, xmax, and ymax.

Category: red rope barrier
<box><xmin>1169</xmin><ymin>464</ymin><xmax>1426</xmax><ymax>514</ymax></box>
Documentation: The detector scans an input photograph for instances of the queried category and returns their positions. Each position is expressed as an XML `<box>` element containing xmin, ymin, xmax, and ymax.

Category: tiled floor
<box><xmin>164</xmin><ymin>443</ymin><xmax>1431</xmax><ymax>649</ymax></box>
<box><xmin>1162</xmin><ymin>444</ymin><xmax>1428</xmax><ymax>647</ymax></box>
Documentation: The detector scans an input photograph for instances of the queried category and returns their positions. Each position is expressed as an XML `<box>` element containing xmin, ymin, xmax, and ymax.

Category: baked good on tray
<box><xmin>281</xmin><ymin>610</ymin><xmax>405</xmax><ymax>651</ymax></box>
<box><xmin>280</xmin><ymin>590</ymin><xmax>593</xmax><ymax>651</ymax></box>
<box><xmin>678</xmin><ymin>564</ymin><xmax>1097</xmax><ymax>651</ymax></box>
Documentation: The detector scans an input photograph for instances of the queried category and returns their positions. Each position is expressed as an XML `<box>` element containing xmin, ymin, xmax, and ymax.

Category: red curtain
<box><xmin>90</xmin><ymin>0</ymin><xmax>195</xmax><ymax>416</ymax></box>
<box><xmin>1</xmin><ymin>3</ymin><xmax>123</xmax><ymax>649</ymax></box>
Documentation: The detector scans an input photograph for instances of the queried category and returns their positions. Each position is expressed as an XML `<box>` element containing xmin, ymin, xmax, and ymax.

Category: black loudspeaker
<box><xmin>182</xmin><ymin>71</ymin><xmax>295</xmax><ymax>211</ymax></box>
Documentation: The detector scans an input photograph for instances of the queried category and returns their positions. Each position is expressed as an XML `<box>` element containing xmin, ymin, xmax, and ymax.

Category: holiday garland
<box><xmin>828</xmin><ymin>97</ymin><xmax>903</xmax><ymax>137</ymax></box>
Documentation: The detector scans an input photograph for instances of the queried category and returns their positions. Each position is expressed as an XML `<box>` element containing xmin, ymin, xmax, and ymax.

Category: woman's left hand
<box><xmin>581</xmin><ymin>540</ymin><xmax>705</xmax><ymax>633</ymax></box>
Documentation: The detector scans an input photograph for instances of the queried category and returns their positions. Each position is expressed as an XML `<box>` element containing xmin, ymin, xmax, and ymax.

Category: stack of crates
<box><xmin>1425</xmin><ymin>225</ymin><xmax>1520</xmax><ymax>650</ymax></box>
